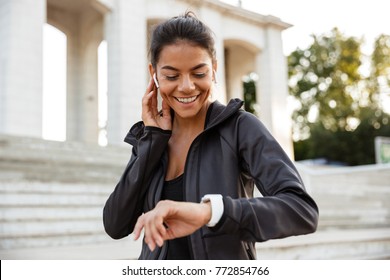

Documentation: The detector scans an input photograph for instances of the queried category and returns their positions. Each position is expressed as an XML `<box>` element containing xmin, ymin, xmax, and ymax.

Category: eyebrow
<box><xmin>161</xmin><ymin>63</ymin><xmax>209</xmax><ymax>71</ymax></box>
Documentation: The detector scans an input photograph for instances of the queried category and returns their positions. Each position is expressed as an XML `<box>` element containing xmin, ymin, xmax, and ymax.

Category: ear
<box><xmin>212</xmin><ymin>60</ymin><xmax>218</xmax><ymax>83</ymax></box>
<box><xmin>148</xmin><ymin>63</ymin><xmax>155</xmax><ymax>77</ymax></box>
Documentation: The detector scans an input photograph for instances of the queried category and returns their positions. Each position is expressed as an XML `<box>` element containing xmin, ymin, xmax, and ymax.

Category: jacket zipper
<box><xmin>183</xmin><ymin>131</ymin><xmax>208</xmax><ymax>259</ymax></box>
<box><xmin>182</xmin><ymin>110</ymin><xmax>236</xmax><ymax>259</ymax></box>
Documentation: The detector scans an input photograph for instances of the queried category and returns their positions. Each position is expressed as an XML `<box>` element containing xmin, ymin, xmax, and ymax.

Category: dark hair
<box><xmin>149</xmin><ymin>11</ymin><xmax>216</xmax><ymax>68</ymax></box>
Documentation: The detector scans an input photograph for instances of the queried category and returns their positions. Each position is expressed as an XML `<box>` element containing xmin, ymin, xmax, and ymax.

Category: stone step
<box><xmin>0</xmin><ymin>219</ymin><xmax>103</xmax><ymax>238</ymax></box>
<box><xmin>0</xmin><ymin>134</ymin><xmax>130</xmax><ymax>164</ymax></box>
<box><xmin>296</xmin><ymin>162</ymin><xmax>390</xmax><ymax>186</ymax></box>
<box><xmin>0</xmin><ymin>206</ymin><xmax>102</xmax><ymax>221</ymax></box>
<box><xmin>0</xmin><ymin>180</ymin><xmax>115</xmax><ymax>250</ymax></box>
<box><xmin>1</xmin><ymin>228</ymin><xmax>389</xmax><ymax>260</ymax></box>
<box><xmin>0</xmin><ymin>238</ymin><xmax>141</xmax><ymax>260</ymax></box>
<box><xmin>0</xmin><ymin>160</ymin><xmax>124</xmax><ymax>183</ymax></box>
<box><xmin>0</xmin><ymin>134</ymin><xmax>130</xmax><ymax>183</ymax></box>
<box><xmin>0</xmin><ymin>182</ymin><xmax>113</xmax><ymax>194</ymax></box>
<box><xmin>296</xmin><ymin>163</ymin><xmax>390</xmax><ymax>232</ymax></box>
<box><xmin>256</xmin><ymin>228</ymin><xmax>390</xmax><ymax>260</ymax></box>
<box><xmin>1</xmin><ymin>232</ymin><xmax>114</xmax><ymax>251</ymax></box>
<box><xmin>1</xmin><ymin>192</ymin><xmax>108</xmax><ymax>207</ymax></box>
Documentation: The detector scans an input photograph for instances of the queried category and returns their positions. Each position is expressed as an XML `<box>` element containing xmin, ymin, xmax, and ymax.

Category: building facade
<box><xmin>0</xmin><ymin>0</ymin><xmax>293</xmax><ymax>156</ymax></box>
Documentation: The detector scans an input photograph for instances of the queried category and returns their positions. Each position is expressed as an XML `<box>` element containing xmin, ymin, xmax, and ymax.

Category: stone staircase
<box><xmin>1</xmin><ymin>181</ymin><xmax>112</xmax><ymax>249</ymax></box>
<box><xmin>256</xmin><ymin>163</ymin><xmax>390</xmax><ymax>259</ymax></box>
<box><xmin>0</xmin><ymin>134</ymin><xmax>129</xmax><ymax>183</ymax></box>
<box><xmin>0</xmin><ymin>134</ymin><xmax>140</xmax><ymax>259</ymax></box>
<box><xmin>1</xmin><ymin>134</ymin><xmax>390</xmax><ymax>259</ymax></box>
<box><xmin>298</xmin><ymin>163</ymin><xmax>390</xmax><ymax>231</ymax></box>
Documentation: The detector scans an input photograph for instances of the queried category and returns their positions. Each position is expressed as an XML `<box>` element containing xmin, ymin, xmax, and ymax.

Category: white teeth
<box><xmin>176</xmin><ymin>96</ymin><xmax>197</xmax><ymax>103</ymax></box>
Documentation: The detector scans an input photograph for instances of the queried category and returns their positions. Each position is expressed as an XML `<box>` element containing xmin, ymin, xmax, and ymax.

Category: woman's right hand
<box><xmin>142</xmin><ymin>78</ymin><xmax>172</xmax><ymax>130</ymax></box>
<box><xmin>133</xmin><ymin>200</ymin><xmax>212</xmax><ymax>252</ymax></box>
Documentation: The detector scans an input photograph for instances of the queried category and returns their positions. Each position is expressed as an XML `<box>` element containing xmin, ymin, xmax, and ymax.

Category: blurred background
<box><xmin>0</xmin><ymin>0</ymin><xmax>389</xmax><ymax>259</ymax></box>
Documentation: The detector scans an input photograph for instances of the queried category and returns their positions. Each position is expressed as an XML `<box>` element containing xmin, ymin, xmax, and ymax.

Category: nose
<box><xmin>178</xmin><ymin>75</ymin><xmax>195</xmax><ymax>93</ymax></box>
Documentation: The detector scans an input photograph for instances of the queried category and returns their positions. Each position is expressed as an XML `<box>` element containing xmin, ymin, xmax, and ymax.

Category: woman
<box><xmin>103</xmin><ymin>11</ymin><xmax>318</xmax><ymax>260</ymax></box>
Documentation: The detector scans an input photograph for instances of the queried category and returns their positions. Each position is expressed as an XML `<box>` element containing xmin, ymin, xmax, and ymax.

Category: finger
<box><xmin>146</xmin><ymin>217</ymin><xmax>165</xmax><ymax>249</ymax></box>
<box><xmin>145</xmin><ymin>78</ymin><xmax>154</xmax><ymax>95</ymax></box>
<box><xmin>143</xmin><ymin>233</ymin><xmax>157</xmax><ymax>252</ymax></box>
<box><xmin>144</xmin><ymin>225</ymin><xmax>160</xmax><ymax>252</ymax></box>
<box><xmin>151</xmin><ymin>86</ymin><xmax>158</xmax><ymax>115</ymax></box>
<box><xmin>142</xmin><ymin>90</ymin><xmax>158</xmax><ymax>115</ymax></box>
<box><xmin>142</xmin><ymin>91</ymin><xmax>157</xmax><ymax>123</ymax></box>
<box><xmin>142</xmin><ymin>78</ymin><xmax>157</xmax><ymax>113</ymax></box>
<box><xmin>155</xmin><ymin>221</ymin><xmax>168</xmax><ymax>247</ymax></box>
<box><xmin>142</xmin><ymin>89</ymin><xmax>154</xmax><ymax>106</ymax></box>
<box><xmin>133</xmin><ymin>215</ymin><xmax>145</xmax><ymax>241</ymax></box>
<box><xmin>148</xmin><ymin>241</ymin><xmax>156</xmax><ymax>252</ymax></box>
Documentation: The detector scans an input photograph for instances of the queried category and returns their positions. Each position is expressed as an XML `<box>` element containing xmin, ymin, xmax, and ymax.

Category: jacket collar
<box><xmin>205</xmin><ymin>98</ymin><xmax>244</xmax><ymax>130</ymax></box>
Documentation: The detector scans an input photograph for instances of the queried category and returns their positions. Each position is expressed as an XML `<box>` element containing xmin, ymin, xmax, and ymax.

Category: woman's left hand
<box><xmin>133</xmin><ymin>200</ymin><xmax>211</xmax><ymax>252</ymax></box>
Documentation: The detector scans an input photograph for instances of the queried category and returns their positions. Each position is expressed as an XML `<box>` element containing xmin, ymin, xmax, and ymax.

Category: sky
<box><xmin>222</xmin><ymin>0</ymin><xmax>390</xmax><ymax>55</ymax></box>
<box><xmin>43</xmin><ymin>0</ymin><xmax>390</xmax><ymax>142</ymax></box>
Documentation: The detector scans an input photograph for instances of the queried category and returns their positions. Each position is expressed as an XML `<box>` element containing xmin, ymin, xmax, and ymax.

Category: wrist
<box><xmin>201</xmin><ymin>194</ymin><xmax>224</xmax><ymax>227</ymax></box>
<box><xmin>200</xmin><ymin>201</ymin><xmax>212</xmax><ymax>225</ymax></box>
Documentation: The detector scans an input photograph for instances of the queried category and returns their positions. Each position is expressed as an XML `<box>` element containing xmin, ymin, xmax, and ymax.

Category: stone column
<box><xmin>198</xmin><ymin>6</ymin><xmax>227</xmax><ymax>104</ymax></box>
<box><xmin>66</xmin><ymin>9</ymin><xmax>103</xmax><ymax>143</ymax></box>
<box><xmin>105</xmin><ymin>0</ymin><xmax>147</xmax><ymax>145</ymax></box>
<box><xmin>256</xmin><ymin>27</ymin><xmax>294</xmax><ymax>158</ymax></box>
<box><xmin>0</xmin><ymin>0</ymin><xmax>46</xmax><ymax>137</ymax></box>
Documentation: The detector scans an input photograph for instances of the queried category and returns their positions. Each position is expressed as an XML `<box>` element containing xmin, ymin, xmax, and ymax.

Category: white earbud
<box><xmin>213</xmin><ymin>70</ymin><xmax>218</xmax><ymax>84</ymax></box>
<box><xmin>153</xmin><ymin>73</ymin><xmax>160</xmax><ymax>88</ymax></box>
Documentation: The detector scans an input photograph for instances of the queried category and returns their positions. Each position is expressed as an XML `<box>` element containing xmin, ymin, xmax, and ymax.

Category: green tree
<box><xmin>368</xmin><ymin>34</ymin><xmax>390</xmax><ymax>105</ymax></box>
<box><xmin>243</xmin><ymin>72</ymin><xmax>260</xmax><ymax>116</ymax></box>
<box><xmin>289</xmin><ymin>30</ymin><xmax>390</xmax><ymax>165</ymax></box>
<box><xmin>243</xmin><ymin>79</ymin><xmax>256</xmax><ymax>114</ymax></box>
<box><xmin>288</xmin><ymin>28</ymin><xmax>363</xmax><ymax>139</ymax></box>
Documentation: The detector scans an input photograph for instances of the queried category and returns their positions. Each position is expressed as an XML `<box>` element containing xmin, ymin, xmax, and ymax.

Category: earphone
<box><xmin>153</xmin><ymin>73</ymin><xmax>160</xmax><ymax>88</ymax></box>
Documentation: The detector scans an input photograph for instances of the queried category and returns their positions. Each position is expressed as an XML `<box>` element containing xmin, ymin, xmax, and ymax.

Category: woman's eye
<box><xmin>194</xmin><ymin>73</ymin><xmax>206</xmax><ymax>78</ymax></box>
<box><xmin>165</xmin><ymin>75</ymin><xmax>178</xmax><ymax>81</ymax></box>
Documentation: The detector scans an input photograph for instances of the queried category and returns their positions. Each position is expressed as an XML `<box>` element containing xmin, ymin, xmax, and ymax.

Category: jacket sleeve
<box><xmin>103</xmin><ymin>125</ymin><xmax>171</xmax><ymax>239</ymax></box>
<box><xmin>213</xmin><ymin>112</ymin><xmax>318</xmax><ymax>242</ymax></box>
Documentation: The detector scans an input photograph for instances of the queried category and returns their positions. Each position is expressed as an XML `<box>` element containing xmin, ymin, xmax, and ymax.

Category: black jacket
<box><xmin>103</xmin><ymin>98</ymin><xmax>318</xmax><ymax>259</ymax></box>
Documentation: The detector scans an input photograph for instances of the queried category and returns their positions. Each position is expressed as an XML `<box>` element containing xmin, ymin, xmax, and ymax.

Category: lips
<box><xmin>175</xmin><ymin>95</ymin><xmax>198</xmax><ymax>104</ymax></box>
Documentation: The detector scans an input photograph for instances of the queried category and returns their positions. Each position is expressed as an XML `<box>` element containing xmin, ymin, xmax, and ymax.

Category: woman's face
<box><xmin>153</xmin><ymin>41</ymin><xmax>216</xmax><ymax>120</ymax></box>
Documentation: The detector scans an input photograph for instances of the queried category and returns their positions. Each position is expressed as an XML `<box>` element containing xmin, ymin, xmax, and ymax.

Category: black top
<box><xmin>162</xmin><ymin>175</ymin><xmax>191</xmax><ymax>260</ymax></box>
<box><xmin>161</xmin><ymin>174</ymin><xmax>192</xmax><ymax>259</ymax></box>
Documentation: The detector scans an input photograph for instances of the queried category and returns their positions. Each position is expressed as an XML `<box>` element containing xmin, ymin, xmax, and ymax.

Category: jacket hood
<box><xmin>205</xmin><ymin>98</ymin><xmax>244</xmax><ymax>129</ymax></box>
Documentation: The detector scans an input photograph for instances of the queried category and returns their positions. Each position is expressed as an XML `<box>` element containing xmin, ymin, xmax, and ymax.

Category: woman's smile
<box><xmin>175</xmin><ymin>95</ymin><xmax>199</xmax><ymax>104</ymax></box>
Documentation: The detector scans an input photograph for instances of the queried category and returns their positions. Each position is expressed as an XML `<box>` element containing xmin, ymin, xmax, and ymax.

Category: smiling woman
<box><xmin>103</xmin><ymin>11</ymin><xmax>318</xmax><ymax>260</ymax></box>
